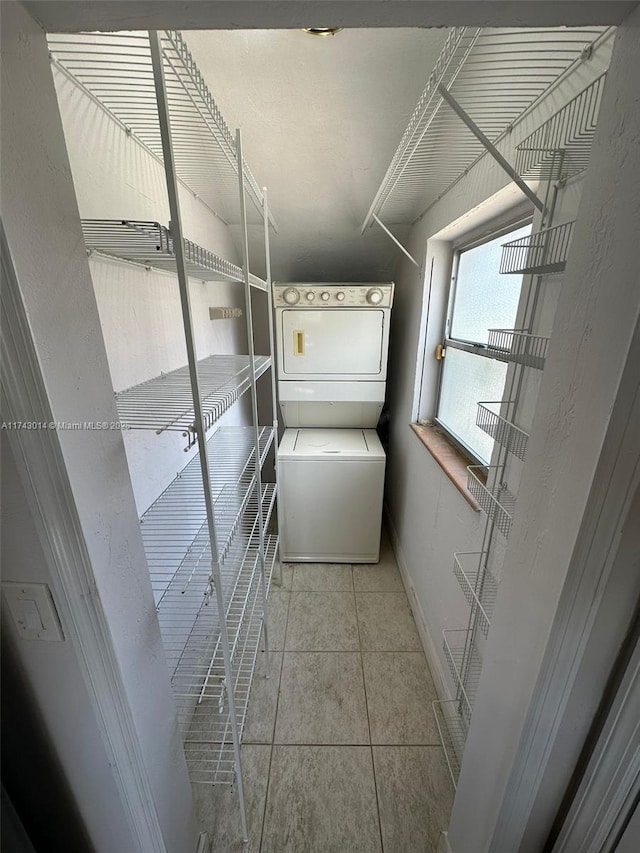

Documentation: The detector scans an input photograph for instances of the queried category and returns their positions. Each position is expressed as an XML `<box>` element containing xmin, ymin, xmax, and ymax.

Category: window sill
<box><xmin>410</xmin><ymin>423</ymin><xmax>481</xmax><ymax>512</ymax></box>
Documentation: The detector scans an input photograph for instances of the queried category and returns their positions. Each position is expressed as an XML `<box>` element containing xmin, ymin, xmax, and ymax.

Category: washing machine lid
<box><xmin>279</xmin><ymin>428</ymin><xmax>385</xmax><ymax>461</ymax></box>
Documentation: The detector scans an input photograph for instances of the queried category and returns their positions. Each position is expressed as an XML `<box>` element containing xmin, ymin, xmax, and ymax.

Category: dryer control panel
<box><xmin>273</xmin><ymin>283</ymin><xmax>394</xmax><ymax>309</ymax></box>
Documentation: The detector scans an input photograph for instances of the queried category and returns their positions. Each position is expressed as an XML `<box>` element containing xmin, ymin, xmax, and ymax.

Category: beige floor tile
<box><xmin>292</xmin><ymin>562</ymin><xmax>353</xmax><ymax>592</ymax></box>
<box><xmin>261</xmin><ymin>746</ymin><xmax>382</xmax><ymax>853</ymax></box>
<box><xmin>353</xmin><ymin>559</ymin><xmax>404</xmax><ymax>593</ymax></box>
<box><xmin>243</xmin><ymin>651</ymin><xmax>283</xmax><ymax>744</ymax></box>
<box><xmin>363</xmin><ymin>652</ymin><xmax>440</xmax><ymax>744</ymax></box>
<box><xmin>192</xmin><ymin>744</ymin><xmax>270</xmax><ymax>853</ymax></box>
<box><xmin>285</xmin><ymin>591</ymin><xmax>359</xmax><ymax>651</ymax></box>
<box><xmin>266</xmin><ymin>588</ymin><xmax>290</xmax><ymax>651</ymax></box>
<box><xmin>373</xmin><ymin>746</ymin><xmax>455</xmax><ymax>853</ymax></box>
<box><xmin>356</xmin><ymin>592</ymin><xmax>422</xmax><ymax>651</ymax></box>
<box><xmin>274</xmin><ymin>562</ymin><xmax>294</xmax><ymax>590</ymax></box>
<box><xmin>274</xmin><ymin>652</ymin><xmax>369</xmax><ymax>744</ymax></box>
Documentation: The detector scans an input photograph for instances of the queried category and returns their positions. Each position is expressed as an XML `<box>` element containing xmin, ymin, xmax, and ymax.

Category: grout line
<box><xmin>258</xmin><ymin>570</ymin><xmax>291</xmax><ymax>853</ymax></box>
<box><xmin>354</xmin><ymin>569</ymin><xmax>386</xmax><ymax>853</ymax></box>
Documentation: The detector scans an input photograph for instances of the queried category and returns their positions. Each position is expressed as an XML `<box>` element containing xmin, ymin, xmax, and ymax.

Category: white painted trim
<box><xmin>196</xmin><ymin>832</ymin><xmax>210</xmax><ymax>853</ymax></box>
<box><xmin>438</xmin><ymin>830</ymin><xmax>454</xmax><ymax>853</ymax></box>
<box><xmin>551</xmin><ymin>632</ymin><xmax>640</xmax><ymax>852</ymax></box>
<box><xmin>384</xmin><ymin>504</ymin><xmax>450</xmax><ymax>701</ymax></box>
<box><xmin>0</xmin><ymin>228</ymin><xmax>168</xmax><ymax>853</ymax></box>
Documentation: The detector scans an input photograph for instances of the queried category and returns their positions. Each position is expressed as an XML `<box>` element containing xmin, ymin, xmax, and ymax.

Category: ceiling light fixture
<box><xmin>302</xmin><ymin>28</ymin><xmax>343</xmax><ymax>37</ymax></box>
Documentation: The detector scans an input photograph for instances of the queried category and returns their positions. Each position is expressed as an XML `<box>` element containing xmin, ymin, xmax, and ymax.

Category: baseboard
<box><xmin>196</xmin><ymin>832</ymin><xmax>209</xmax><ymax>853</ymax></box>
<box><xmin>383</xmin><ymin>505</ymin><xmax>450</xmax><ymax>703</ymax></box>
<box><xmin>438</xmin><ymin>830</ymin><xmax>454</xmax><ymax>853</ymax></box>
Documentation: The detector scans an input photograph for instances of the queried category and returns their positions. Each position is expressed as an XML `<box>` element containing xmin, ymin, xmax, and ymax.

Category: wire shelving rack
<box><xmin>433</xmin><ymin>699</ymin><xmax>468</xmax><ymax>788</ymax></box>
<box><xmin>115</xmin><ymin>354</ymin><xmax>270</xmax><ymax>448</ymax></box>
<box><xmin>499</xmin><ymin>220</ymin><xmax>575</xmax><ymax>276</ymax></box>
<box><xmin>476</xmin><ymin>402</ymin><xmax>529</xmax><ymax>462</ymax></box>
<box><xmin>486</xmin><ymin>329</ymin><xmax>550</xmax><ymax>370</ymax></box>
<box><xmin>443</xmin><ymin>629</ymin><xmax>483</xmax><ymax>723</ymax></box>
<box><xmin>47</xmin><ymin>31</ymin><xmax>276</xmax><ymax>228</ymax></box>
<box><xmin>362</xmin><ymin>27</ymin><xmax>609</xmax><ymax>229</ymax></box>
<box><xmin>49</xmin><ymin>26</ymin><xmax>282</xmax><ymax>843</ymax></box>
<box><xmin>453</xmin><ymin>552</ymin><xmax>496</xmax><ymax>638</ymax></box>
<box><xmin>81</xmin><ymin>219</ymin><xmax>267</xmax><ymax>289</ymax></box>
<box><xmin>515</xmin><ymin>74</ymin><xmax>607</xmax><ymax>181</ymax></box>
<box><xmin>467</xmin><ymin>467</ymin><xmax>516</xmax><ymax>539</ymax></box>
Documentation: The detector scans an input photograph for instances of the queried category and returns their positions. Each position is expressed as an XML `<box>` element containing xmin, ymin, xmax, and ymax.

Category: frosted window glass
<box><xmin>451</xmin><ymin>223</ymin><xmax>531</xmax><ymax>344</ymax></box>
<box><xmin>438</xmin><ymin>348</ymin><xmax>508</xmax><ymax>463</ymax></box>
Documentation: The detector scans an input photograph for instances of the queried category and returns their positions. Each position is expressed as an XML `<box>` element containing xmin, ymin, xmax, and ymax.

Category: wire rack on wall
<box><xmin>362</xmin><ymin>27</ymin><xmax>608</xmax><ymax>228</ymax></box>
<box><xmin>82</xmin><ymin>219</ymin><xmax>267</xmax><ymax>289</ymax></box>
<box><xmin>115</xmin><ymin>354</ymin><xmax>271</xmax><ymax>447</ymax></box>
<box><xmin>442</xmin><ymin>629</ymin><xmax>483</xmax><ymax>723</ymax></box>
<box><xmin>499</xmin><ymin>220</ymin><xmax>575</xmax><ymax>276</ymax></box>
<box><xmin>453</xmin><ymin>552</ymin><xmax>497</xmax><ymax>638</ymax></box>
<box><xmin>487</xmin><ymin>329</ymin><xmax>550</xmax><ymax>370</ymax></box>
<box><xmin>476</xmin><ymin>402</ymin><xmax>529</xmax><ymax>462</ymax></box>
<box><xmin>467</xmin><ymin>466</ymin><xmax>516</xmax><ymax>539</ymax></box>
<box><xmin>47</xmin><ymin>31</ymin><xmax>276</xmax><ymax>228</ymax></box>
<box><xmin>515</xmin><ymin>74</ymin><xmax>607</xmax><ymax>181</ymax></box>
<box><xmin>433</xmin><ymin>699</ymin><xmax>468</xmax><ymax>788</ymax></box>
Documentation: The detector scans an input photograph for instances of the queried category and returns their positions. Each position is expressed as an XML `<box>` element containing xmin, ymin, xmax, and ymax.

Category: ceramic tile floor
<box><xmin>194</xmin><ymin>532</ymin><xmax>455</xmax><ymax>852</ymax></box>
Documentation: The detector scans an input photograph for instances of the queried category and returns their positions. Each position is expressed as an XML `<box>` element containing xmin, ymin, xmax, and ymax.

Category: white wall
<box><xmin>51</xmin><ymin>57</ymin><xmax>260</xmax><ymax>513</ymax></box>
<box><xmin>1</xmin><ymin>4</ymin><xmax>198</xmax><ymax>851</ymax></box>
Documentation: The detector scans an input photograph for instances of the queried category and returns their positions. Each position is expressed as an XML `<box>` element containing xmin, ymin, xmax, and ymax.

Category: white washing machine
<box><xmin>277</xmin><ymin>428</ymin><xmax>386</xmax><ymax>563</ymax></box>
<box><xmin>273</xmin><ymin>282</ymin><xmax>394</xmax><ymax>563</ymax></box>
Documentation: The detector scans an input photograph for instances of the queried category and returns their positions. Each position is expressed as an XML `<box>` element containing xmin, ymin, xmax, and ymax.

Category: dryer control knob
<box><xmin>367</xmin><ymin>288</ymin><xmax>384</xmax><ymax>305</ymax></box>
<box><xmin>306</xmin><ymin>291</ymin><xmax>316</xmax><ymax>301</ymax></box>
<box><xmin>321</xmin><ymin>291</ymin><xmax>330</xmax><ymax>302</ymax></box>
<box><xmin>283</xmin><ymin>287</ymin><xmax>300</xmax><ymax>305</ymax></box>
<box><xmin>336</xmin><ymin>291</ymin><xmax>345</xmax><ymax>302</ymax></box>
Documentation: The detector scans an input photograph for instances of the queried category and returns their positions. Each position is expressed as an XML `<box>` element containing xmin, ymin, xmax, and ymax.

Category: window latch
<box><xmin>435</xmin><ymin>343</ymin><xmax>446</xmax><ymax>361</ymax></box>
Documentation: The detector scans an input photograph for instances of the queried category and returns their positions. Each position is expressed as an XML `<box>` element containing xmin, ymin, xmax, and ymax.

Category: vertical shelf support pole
<box><xmin>148</xmin><ymin>32</ymin><xmax>249</xmax><ymax>843</ymax></box>
<box><xmin>236</xmin><ymin>130</ymin><xmax>271</xmax><ymax>677</ymax></box>
<box><xmin>262</xmin><ymin>187</ymin><xmax>283</xmax><ymax>587</ymax></box>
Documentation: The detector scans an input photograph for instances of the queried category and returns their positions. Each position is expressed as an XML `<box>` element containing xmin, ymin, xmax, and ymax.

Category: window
<box><xmin>435</xmin><ymin>221</ymin><xmax>532</xmax><ymax>463</ymax></box>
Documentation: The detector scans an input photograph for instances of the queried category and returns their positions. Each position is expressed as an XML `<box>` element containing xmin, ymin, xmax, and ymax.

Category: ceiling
<box><xmin>184</xmin><ymin>28</ymin><xmax>450</xmax><ymax>282</ymax></box>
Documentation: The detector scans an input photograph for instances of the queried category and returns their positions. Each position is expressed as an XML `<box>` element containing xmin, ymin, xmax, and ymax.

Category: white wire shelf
<box><xmin>486</xmin><ymin>329</ymin><xmax>549</xmax><ymax>370</ymax></box>
<box><xmin>141</xmin><ymin>426</ymin><xmax>274</xmax><ymax>603</ymax></box>
<box><xmin>182</xmin><ymin>534</ymin><xmax>279</xmax><ymax>785</ymax></box>
<box><xmin>157</xmin><ymin>482</ymin><xmax>277</xmax><ymax>680</ymax></box>
<box><xmin>500</xmin><ymin>220</ymin><xmax>575</xmax><ymax>276</ymax></box>
<box><xmin>467</xmin><ymin>466</ymin><xmax>516</xmax><ymax>539</ymax></box>
<box><xmin>453</xmin><ymin>552</ymin><xmax>497</xmax><ymax>638</ymax></box>
<box><xmin>47</xmin><ymin>31</ymin><xmax>275</xmax><ymax>228</ymax></box>
<box><xmin>516</xmin><ymin>74</ymin><xmax>606</xmax><ymax>181</ymax></box>
<box><xmin>82</xmin><ymin>219</ymin><xmax>267</xmax><ymax>289</ymax></box>
<box><xmin>432</xmin><ymin>699</ymin><xmax>469</xmax><ymax>788</ymax></box>
<box><xmin>442</xmin><ymin>629</ymin><xmax>483</xmax><ymax>723</ymax></box>
<box><xmin>363</xmin><ymin>27</ymin><xmax>607</xmax><ymax>227</ymax></box>
<box><xmin>477</xmin><ymin>402</ymin><xmax>529</xmax><ymax>462</ymax></box>
<box><xmin>115</xmin><ymin>354</ymin><xmax>271</xmax><ymax>446</ymax></box>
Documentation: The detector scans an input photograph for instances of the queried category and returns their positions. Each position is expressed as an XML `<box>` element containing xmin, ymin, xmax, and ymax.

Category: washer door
<box><xmin>281</xmin><ymin>309</ymin><xmax>384</xmax><ymax>376</ymax></box>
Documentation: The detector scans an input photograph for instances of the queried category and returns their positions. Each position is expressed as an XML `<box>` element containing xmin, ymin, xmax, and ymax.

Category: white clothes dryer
<box><xmin>277</xmin><ymin>428</ymin><xmax>385</xmax><ymax>563</ymax></box>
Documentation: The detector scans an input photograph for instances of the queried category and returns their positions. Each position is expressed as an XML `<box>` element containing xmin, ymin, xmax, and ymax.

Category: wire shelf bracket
<box><xmin>500</xmin><ymin>220</ymin><xmax>575</xmax><ymax>276</ymax></box>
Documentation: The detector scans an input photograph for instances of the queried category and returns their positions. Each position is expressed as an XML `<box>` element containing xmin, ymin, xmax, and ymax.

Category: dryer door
<box><xmin>280</xmin><ymin>309</ymin><xmax>385</xmax><ymax>377</ymax></box>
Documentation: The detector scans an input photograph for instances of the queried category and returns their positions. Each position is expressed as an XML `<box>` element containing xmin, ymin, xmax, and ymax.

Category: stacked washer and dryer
<box><xmin>273</xmin><ymin>282</ymin><xmax>394</xmax><ymax>563</ymax></box>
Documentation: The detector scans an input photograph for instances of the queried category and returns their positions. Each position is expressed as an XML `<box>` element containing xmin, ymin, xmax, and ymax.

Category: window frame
<box><xmin>433</xmin><ymin>215</ymin><xmax>533</xmax><ymax>465</ymax></box>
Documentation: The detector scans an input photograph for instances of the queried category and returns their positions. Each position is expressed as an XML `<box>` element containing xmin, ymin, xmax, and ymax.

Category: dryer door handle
<box><xmin>293</xmin><ymin>330</ymin><xmax>305</xmax><ymax>356</ymax></box>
